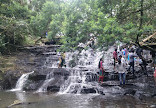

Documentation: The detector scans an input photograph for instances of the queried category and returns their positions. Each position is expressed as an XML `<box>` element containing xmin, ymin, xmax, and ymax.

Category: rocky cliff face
<box><xmin>0</xmin><ymin>45</ymin><xmax>155</xmax><ymax>96</ymax></box>
<box><xmin>0</xmin><ymin>45</ymin><xmax>70</xmax><ymax>91</ymax></box>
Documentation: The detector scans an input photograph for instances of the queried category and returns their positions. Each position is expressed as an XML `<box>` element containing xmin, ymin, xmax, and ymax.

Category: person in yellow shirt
<box><xmin>58</xmin><ymin>52</ymin><xmax>66</xmax><ymax>68</ymax></box>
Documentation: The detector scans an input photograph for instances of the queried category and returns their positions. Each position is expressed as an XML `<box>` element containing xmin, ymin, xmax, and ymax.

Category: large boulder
<box><xmin>2</xmin><ymin>70</ymin><xmax>19</xmax><ymax>90</ymax></box>
<box><xmin>81</xmin><ymin>88</ymin><xmax>97</xmax><ymax>94</ymax></box>
<box><xmin>23</xmin><ymin>68</ymin><xmax>70</xmax><ymax>91</ymax></box>
<box><xmin>45</xmin><ymin>40</ymin><xmax>56</xmax><ymax>45</ymax></box>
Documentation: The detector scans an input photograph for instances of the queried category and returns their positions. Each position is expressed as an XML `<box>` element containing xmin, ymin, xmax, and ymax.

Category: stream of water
<box><xmin>1</xmin><ymin>46</ymin><xmax>156</xmax><ymax>108</ymax></box>
<box><xmin>0</xmin><ymin>90</ymin><xmax>156</xmax><ymax>108</ymax></box>
<box><xmin>10</xmin><ymin>71</ymin><xmax>34</xmax><ymax>92</ymax></box>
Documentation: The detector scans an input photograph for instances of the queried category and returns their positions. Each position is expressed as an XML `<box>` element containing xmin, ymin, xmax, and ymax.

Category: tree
<box><xmin>0</xmin><ymin>0</ymin><xmax>31</xmax><ymax>53</ymax></box>
<box><xmin>0</xmin><ymin>0</ymin><xmax>155</xmax><ymax>53</ymax></box>
<box><xmin>30</xmin><ymin>1</ymin><xmax>59</xmax><ymax>38</ymax></box>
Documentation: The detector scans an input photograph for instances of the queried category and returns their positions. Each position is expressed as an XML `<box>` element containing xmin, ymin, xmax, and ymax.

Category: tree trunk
<box><xmin>136</xmin><ymin>0</ymin><xmax>144</xmax><ymax>44</ymax></box>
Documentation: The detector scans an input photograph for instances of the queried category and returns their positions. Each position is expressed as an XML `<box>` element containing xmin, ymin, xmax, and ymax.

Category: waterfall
<box><xmin>10</xmin><ymin>71</ymin><xmax>34</xmax><ymax>91</ymax></box>
<box><xmin>59</xmin><ymin>48</ymin><xmax>104</xmax><ymax>94</ymax></box>
<box><xmin>59</xmin><ymin>69</ymin><xmax>99</xmax><ymax>94</ymax></box>
<box><xmin>36</xmin><ymin>71</ymin><xmax>54</xmax><ymax>92</ymax></box>
<box><xmin>43</xmin><ymin>54</ymin><xmax>59</xmax><ymax>68</ymax></box>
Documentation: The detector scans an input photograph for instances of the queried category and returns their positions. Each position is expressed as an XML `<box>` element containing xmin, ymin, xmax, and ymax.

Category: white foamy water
<box><xmin>36</xmin><ymin>71</ymin><xmax>54</xmax><ymax>93</ymax></box>
<box><xmin>37</xmin><ymin>78</ymin><xmax>54</xmax><ymax>92</ymax></box>
<box><xmin>59</xmin><ymin>69</ymin><xmax>100</xmax><ymax>94</ymax></box>
<box><xmin>10</xmin><ymin>45</ymin><xmax>117</xmax><ymax>94</ymax></box>
<box><xmin>43</xmin><ymin>54</ymin><xmax>59</xmax><ymax>68</ymax></box>
<box><xmin>59</xmin><ymin>48</ymin><xmax>107</xmax><ymax>94</ymax></box>
<box><xmin>10</xmin><ymin>71</ymin><xmax>34</xmax><ymax>91</ymax></box>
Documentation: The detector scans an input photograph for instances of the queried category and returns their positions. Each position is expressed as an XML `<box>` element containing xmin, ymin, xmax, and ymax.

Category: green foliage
<box><xmin>30</xmin><ymin>1</ymin><xmax>59</xmax><ymax>37</ymax></box>
<box><xmin>0</xmin><ymin>0</ymin><xmax>155</xmax><ymax>53</ymax></box>
<box><xmin>52</xmin><ymin>0</ymin><xmax>155</xmax><ymax>50</ymax></box>
<box><xmin>0</xmin><ymin>1</ymin><xmax>29</xmax><ymax>19</ymax></box>
<box><xmin>0</xmin><ymin>0</ymin><xmax>31</xmax><ymax>54</ymax></box>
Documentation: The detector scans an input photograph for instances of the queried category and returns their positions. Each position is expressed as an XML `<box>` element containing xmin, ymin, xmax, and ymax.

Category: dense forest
<box><xmin>0</xmin><ymin>0</ymin><xmax>155</xmax><ymax>53</ymax></box>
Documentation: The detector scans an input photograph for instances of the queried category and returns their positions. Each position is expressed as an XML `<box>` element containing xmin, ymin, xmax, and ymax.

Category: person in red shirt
<box><xmin>98</xmin><ymin>58</ymin><xmax>105</xmax><ymax>83</ymax></box>
<box><xmin>113</xmin><ymin>48</ymin><xmax>118</xmax><ymax>69</ymax></box>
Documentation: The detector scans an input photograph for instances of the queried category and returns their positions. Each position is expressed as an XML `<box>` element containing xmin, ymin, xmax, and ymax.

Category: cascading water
<box><xmin>103</xmin><ymin>46</ymin><xmax>115</xmax><ymax>72</ymax></box>
<box><xmin>59</xmin><ymin>69</ymin><xmax>100</xmax><ymax>94</ymax></box>
<box><xmin>10</xmin><ymin>71</ymin><xmax>34</xmax><ymax>91</ymax></box>
<box><xmin>36</xmin><ymin>71</ymin><xmax>54</xmax><ymax>92</ymax></box>
<box><xmin>10</xmin><ymin>45</ymin><xmax>119</xmax><ymax>94</ymax></box>
<box><xmin>59</xmin><ymin>48</ymin><xmax>105</xmax><ymax>94</ymax></box>
<box><xmin>43</xmin><ymin>54</ymin><xmax>59</xmax><ymax>68</ymax></box>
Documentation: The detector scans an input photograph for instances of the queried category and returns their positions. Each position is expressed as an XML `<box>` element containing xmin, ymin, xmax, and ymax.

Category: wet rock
<box><xmin>151</xmin><ymin>94</ymin><xmax>156</xmax><ymax>98</ymax></box>
<box><xmin>86</xmin><ymin>73</ymin><xmax>98</xmax><ymax>82</ymax></box>
<box><xmin>53</xmin><ymin>68</ymin><xmax>70</xmax><ymax>76</ymax></box>
<box><xmin>7</xmin><ymin>100</ymin><xmax>36</xmax><ymax>108</ymax></box>
<box><xmin>24</xmin><ymin>45</ymin><xmax>60</xmax><ymax>55</ymax></box>
<box><xmin>23</xmin><ymin>81</ymin><xmax>43</xmax><ymax>91</ymax></box>
<box><xmin>0</xmin><ymin>45</ymin><xmax>64</xmax><ymax>91</ymax></box>
<box><xmin>81</xmin><ymin>88</ymin><xmax>96</xmax><ymax>94</ymax></box>
<box><xmin>7</xmin><ymin>100</ymin><xmax>22</xmax><ymax>108</ymax></box>
<box><xmin>101</xmin><ymin>81</ymin><xmax>119</xmax><ymax>87</ymax></box>
<box><xmin>0</xmin><ymin>70</ymin><xmax>4</xmax><ymax>90</ymax></box>
<box><xmin>124</xmin><ymin>89</ymin><xmax>136</xmax><ymax>96</ymax></box>
<box><xmin>103</xmin><ymin>72</ymin><xmax>119</xmax><ymax>81</ymax></box>
<box><xmin>0</xmin><ymin>70</ymin><xmax>3</xmax><ymax>76</ymax></box>
<box><xmin>138</xmin><ymin>93</ymin><xmax>148</xmax><ymax>101</ymax></box>
<box><xmin>150</xmin><ymin>104</ymin><xmax>156</xmax><ymax>108</ymax></box>
<box><xmin>100</xmin><ymin>70</ymin><xmax>146</xmax><ymax>81</ymax></box>
<box><xmin>28</xmin><ymin>74</ymin><xmax>46</xmax><ymax>81</ymax></box>
<box><xmin>47</xmin><ymin>86</ymin><xmax>60</xmax><ymax>92</ymax></box>
<box><xmin>82</xmin><ymin>69</ymin><xmax>89</xmax><ymax>71</ymax></box>
<box><xmin>23</xmin><ymin>68</ymin><xmax>69</xmax><ymax>91</ymax></box>
<box><xmin>2</xmin><ymin>71</ymin><xmax>19</xmax><ymax>89</ymax></box>
<box><xmin>25</xmin><ymin>75</ymin><xmax>63</xmax><ymax>91</ymax></box>
<box><xmin>98</xmin><ymin>91</ymin><xmax>105</xmax><ymax>95</ymax></box>
<box><xmin>42</xmin><ymin>52</ymin><xmax>57</xmax><ymax>56</ymax></box>
<box><xmin>45</xmin><ymin>41</ymin><xmax>56</xmax><ymax>45</ymax></box>
<box><xmin>120</xmin><ymin>84</ymin><xmax>136</xmax><ymax>88</ymax></box>
<box><xmin>68</xmin><ymin>59</ymin><xmax>77</xmax><ymax>67</ymax></box>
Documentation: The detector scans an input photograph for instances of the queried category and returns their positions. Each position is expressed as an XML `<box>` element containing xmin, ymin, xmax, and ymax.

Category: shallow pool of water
<box><xmin>0</xmin><ymin>90</ymin><xmax>156</xmax><ymax>108</ymax></box>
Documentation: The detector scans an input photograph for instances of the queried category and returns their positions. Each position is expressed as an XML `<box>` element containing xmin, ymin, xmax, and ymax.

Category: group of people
<box><xmin>110</xmin><ymin>47</ymin><xmax>128</xmax><ymax>85</ymax></box>
<box><xmin>58</xmin><ymin>46</ymin><xmax>155</xmax><ymax>86</ymax></box>
<box><xmin>113</xmin><ymin>48</ymin><xmax>129</xmax><ymax>85</ymax></box>
<box><xmin>99</xmin><ymin>45</ymin><xmax>155</xmax><ymax>85</ymax></box>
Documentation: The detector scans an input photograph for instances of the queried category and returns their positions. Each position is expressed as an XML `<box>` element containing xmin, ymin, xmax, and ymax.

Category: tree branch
<box><xmin>142</xmin><ymin>32</ymin><xmax>156</xmax><ymax>42</ymax></box>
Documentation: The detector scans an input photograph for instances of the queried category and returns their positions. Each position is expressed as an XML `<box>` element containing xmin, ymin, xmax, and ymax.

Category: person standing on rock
<box><xmin>123</xmin><ymin>47</ymin><xmax>127</xmax><ymax>59</ymax></box>
<box><xmin>113</xmin><ymin>48</ymin><xmax>118</xmax><ymax>70</ymax></box>
<box><xmin>136</xmin><ymin>47</ymin><xmax>148</xmax><ymax>76</ymax></box>
<box><xmin>98</xmin><ymin>58</ymin><xmax>105</xmax><ymax>84</ymax></box>
<box><xmin>117</xmin><ymin>55</ymin><xmax>127</xmax><ymax>85</ymax></box>
<box><xmin>127</xmin><ymin>49</ymin><xmax>137</xmax><ymax>77</ymax></box>
<box><xmin>58</xmin><ymin>52</ymin><xmax>66</xmax><ymax>68</ymax></box>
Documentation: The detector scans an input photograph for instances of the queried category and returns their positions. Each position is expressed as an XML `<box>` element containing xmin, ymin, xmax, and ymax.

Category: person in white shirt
<box><xmin>117</xmin><ymin>55</ymin><xmax>127</xmax><ymax>85</ymax></box>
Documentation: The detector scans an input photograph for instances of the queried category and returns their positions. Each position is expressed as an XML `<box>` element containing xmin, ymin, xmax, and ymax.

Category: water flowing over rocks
<box><xmin>0</xmin><ymin>45</ymin><xmax>155</xmax><ymax>99</ymax></box>
<box><xmin>0</xmin><ymin>45</ymin><xmax>70</xmax><ymax>91</ymax></box>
